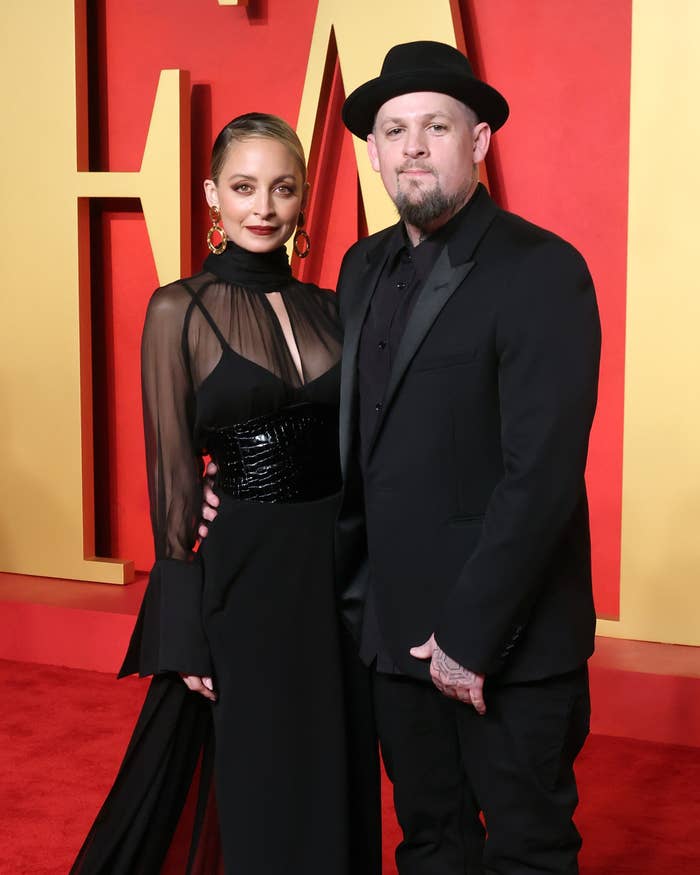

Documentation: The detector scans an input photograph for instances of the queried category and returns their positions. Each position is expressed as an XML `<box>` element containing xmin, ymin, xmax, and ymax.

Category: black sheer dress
<box><xmin>71</xmin><ymin>243</ymin><xmax>380</xmax><ymax>874</ymax></box>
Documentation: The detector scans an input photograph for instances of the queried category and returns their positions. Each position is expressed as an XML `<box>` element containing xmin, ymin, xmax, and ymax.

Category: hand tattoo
<box><xmin>430</xmin><ymin>644</ymin><xmax>486</xmax><ymax>713</ymax></box>
<box><xmin>432</xmin><ymin>647</ymin><xmax>478</xmax><ymax>686</ymax></box>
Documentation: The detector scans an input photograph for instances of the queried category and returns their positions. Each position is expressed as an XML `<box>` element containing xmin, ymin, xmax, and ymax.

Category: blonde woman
<box><xmin>71</xmin><ymin>114</ymin><xmax>379</xmax><ymax>875</ymax></box>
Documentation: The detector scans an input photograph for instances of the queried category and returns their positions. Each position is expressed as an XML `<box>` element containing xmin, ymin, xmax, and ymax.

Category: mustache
<box><xmin>397</xmin><ymin>162</ymin><xmax>437</xmax><ymax>176</ymax></box>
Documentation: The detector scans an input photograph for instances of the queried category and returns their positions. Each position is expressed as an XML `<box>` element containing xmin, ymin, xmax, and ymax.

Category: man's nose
<box><xmin>404</xmin><ymin>128</ymin><xmax>428</xmax><ymax>158</ymax></box>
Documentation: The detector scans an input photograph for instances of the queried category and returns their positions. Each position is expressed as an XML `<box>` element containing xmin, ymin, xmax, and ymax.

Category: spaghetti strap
<box><xmin>181</xmin><ymin>280</ymin><xmax>230</xmax><ymax>352</ymax></box>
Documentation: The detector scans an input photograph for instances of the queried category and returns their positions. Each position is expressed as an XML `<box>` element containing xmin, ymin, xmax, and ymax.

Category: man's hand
<box><xmin>198</xmin><ymin>461</ymin><xmax>220</xmax><ymax>539</ymax></box>
<box><xmin>410</xmin><ymin>634</ymin><xmax>486</xmax><ymax>715</ymax></box>
<box><xmin>181</xmin><ymin>674</ymin><xmax>217</xmax><ymax>702</ymax></box>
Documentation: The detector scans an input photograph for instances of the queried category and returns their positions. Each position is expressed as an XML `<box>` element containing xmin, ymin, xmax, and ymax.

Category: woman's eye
<box><xmin>234</xmin><ymin>184</ymin><xmax>252</xmax><ymax>193</ymax></box>
<box><xmin>275</xmin><ymin>185</ymin><xmax>294</xmax><ymax>196</ymax></box>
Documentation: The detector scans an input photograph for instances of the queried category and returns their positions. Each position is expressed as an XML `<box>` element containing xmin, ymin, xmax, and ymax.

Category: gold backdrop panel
<box><xmin>0</xmin><ymin>2</ymin><xmax>190</xmax><ymax>583</ymax></box>
<box><xmin>597</xmin><ymin>0</ymin><xmax>700</xmax><ymax>646</ymax></box>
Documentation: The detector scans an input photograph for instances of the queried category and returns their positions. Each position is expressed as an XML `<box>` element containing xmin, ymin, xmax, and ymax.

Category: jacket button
<box><xmin>375</xmin><ymin>402</ymin><xmax>383</xmax><ymax>412</ymax></box>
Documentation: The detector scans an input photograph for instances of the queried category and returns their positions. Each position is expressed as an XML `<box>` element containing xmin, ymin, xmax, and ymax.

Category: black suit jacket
<box><xmin>334</xmin><ymin>185</ymin><xmax>601</xmax><ymax>684</ymax></box>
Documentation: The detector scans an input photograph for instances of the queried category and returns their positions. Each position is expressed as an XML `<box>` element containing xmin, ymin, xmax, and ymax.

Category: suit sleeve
<box><xmin>335</xmin><ymin>245</ymin><xmax>360</xmax><ymax>327</ymax></box>
<box><xmin>435</xmin><ymin>240</ymin><xmax>601</xmax><ymax>675</ymax></box>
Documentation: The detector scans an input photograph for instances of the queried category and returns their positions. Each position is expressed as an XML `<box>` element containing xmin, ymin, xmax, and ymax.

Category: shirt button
<box><xmin>378</xmin><ymin>340</ymin><xmax>387</xmax><ymax>351</ymax></box>
<box><xmin>375</xmin><ymin>402</ymin><xmax>383</xmax><ymax>413</ymax></box>
<box><xmin>395</xmin><ymin>281</ymin><xmax>407</xmax><ymax>289</ymax></box>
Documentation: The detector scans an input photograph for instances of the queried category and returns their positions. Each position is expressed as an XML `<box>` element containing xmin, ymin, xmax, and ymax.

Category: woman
<box><xmin>71</xmin><ymin>114</ymin><xmax>379</xmax><ymax>874</ymax></box>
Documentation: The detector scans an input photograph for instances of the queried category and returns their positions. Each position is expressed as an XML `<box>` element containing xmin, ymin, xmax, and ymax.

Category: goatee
<box><xmin>394</xmin><ymin>183</ymin><xmax>470</xmax><ymax>232</ymax></box>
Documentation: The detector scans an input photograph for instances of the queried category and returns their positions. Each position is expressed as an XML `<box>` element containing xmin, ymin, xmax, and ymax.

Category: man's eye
<box><xmin>429</xmin><ymin>124</ymin><xmax>447</xmax><ymax>133</ymax></box>
<box><xmin>385</xmin><ymin>127</ymin><xmax>403</xmax><ymax>137</ymax></box>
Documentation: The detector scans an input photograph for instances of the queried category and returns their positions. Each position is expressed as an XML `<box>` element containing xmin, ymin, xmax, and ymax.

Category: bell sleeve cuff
<box><xmin>118</xmin><ymin>558</ymin><xmax>212</xmax><ymax>679</ymax></box>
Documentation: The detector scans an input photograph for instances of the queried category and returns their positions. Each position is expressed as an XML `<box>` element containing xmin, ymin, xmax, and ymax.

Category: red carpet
<box><xmin>1</xmin><ymin>659</ymin><xmax>699</xmax><ymax>874</ymax></box>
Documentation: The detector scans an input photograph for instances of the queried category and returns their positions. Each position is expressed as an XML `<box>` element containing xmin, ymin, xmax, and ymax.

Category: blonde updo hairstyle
<box><xmin>210</xmin><ymin>112</ymin><xmax>308</xmax><ymax>185</ymax></box>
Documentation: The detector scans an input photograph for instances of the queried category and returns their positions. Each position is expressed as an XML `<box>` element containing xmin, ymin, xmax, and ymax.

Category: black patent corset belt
<box><xmin>204</xmin><ymin>403</ymin><xmax>342</xmax><ymax>503</ymax></box>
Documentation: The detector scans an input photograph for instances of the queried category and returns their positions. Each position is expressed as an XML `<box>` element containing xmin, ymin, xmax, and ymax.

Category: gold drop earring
<box><xmin>293</xmin><ymin>211</ymin><xmax>311</xmax><ymax>259</ymax></box>
<box><xmin>207</xmin><ymin>205</ymin><xmax>227</xmax><ymax>255</ymax></box>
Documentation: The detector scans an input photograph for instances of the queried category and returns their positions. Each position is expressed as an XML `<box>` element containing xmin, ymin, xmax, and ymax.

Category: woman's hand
<box><xmin>181</xmin><ymin>674</ymin><xmax>217</xmax><ymax>702</ymax></box>
<box><xmin>198</xmin><ymin>461</ymin><xmax>220</xmax><ymax>539</ymax></box>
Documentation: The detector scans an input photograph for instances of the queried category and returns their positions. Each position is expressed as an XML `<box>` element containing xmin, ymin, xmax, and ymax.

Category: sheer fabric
<box><xmin>140</xmin><ymin>271</ymin><xmax>342</xmax><ymax>567</ymax></box>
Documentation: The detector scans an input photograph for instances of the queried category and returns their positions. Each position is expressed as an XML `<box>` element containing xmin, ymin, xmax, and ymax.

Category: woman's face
<box><xmin>204</xmin><ymin>137</ymin><xmax>306</xmax><ymax>253</ymax></box>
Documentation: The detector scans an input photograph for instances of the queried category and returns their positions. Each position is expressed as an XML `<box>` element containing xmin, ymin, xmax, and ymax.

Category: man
<box><xmin>334</xmin><ymin>41</ymin><xmax>600</xmax><ymax>874</ymax></box>
<box><xmin>204</xmin><ymin>40</ymin><xmax>600</xmax><ymax>874</ymax></box>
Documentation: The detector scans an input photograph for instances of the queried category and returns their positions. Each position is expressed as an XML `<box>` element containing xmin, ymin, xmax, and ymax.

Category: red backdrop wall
<box><xmin>90</xmin><ymin>0</ymin><xmax>630</xmax><ymax>619</ymax></box>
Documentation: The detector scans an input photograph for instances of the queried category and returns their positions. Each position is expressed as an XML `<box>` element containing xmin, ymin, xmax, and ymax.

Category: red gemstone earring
<box><xmin>207</xmin><ymin>205</ymin><xmax>227</xmax><ymax>255</ymax></box>
<box><xmin>293</xmin><ymin>211</ymin><xmax>311</xmax><ymax>259</ymax></box>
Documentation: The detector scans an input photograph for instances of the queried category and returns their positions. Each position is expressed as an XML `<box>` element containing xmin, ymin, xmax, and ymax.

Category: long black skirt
<box><xmin>71</xmin><ymin>493</ymin><xmax>380</xmax><ymax>874</ymax></box>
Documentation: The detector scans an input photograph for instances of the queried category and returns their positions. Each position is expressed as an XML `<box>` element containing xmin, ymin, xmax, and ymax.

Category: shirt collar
<box><xmin>390</xmin><ymin>182</ymin><xmax>484</xmax><ymax>267</ymax></box>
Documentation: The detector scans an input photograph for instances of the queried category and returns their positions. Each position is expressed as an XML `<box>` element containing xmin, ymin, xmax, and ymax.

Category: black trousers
<box><xmin>373</xmin><ymin>665</ymin><xmax>590</xmax><ymax>875</ymax></box>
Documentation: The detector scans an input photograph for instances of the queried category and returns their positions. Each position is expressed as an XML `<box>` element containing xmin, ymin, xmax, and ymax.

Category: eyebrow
<box><xmin>225</xmin><ymin>173</ymin><xmax>297</xmax><ymax>184</ymax></box>
<box><xmin>379</xmin><ymin>113</ymin><xmax>451</xmax><ymax>126</ymax></box>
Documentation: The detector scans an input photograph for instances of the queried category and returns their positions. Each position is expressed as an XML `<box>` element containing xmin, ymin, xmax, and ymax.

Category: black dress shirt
<box><xmin>357</xmin><ymin>229</ymin><xmax>443</xmax><ymax>466</ymax></box>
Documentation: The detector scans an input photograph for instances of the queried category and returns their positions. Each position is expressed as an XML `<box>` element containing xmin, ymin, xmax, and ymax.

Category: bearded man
<box><xmin>334</xmin><ymin>40</ymin><xmax>601</xmax><ymax>875</ymax></box>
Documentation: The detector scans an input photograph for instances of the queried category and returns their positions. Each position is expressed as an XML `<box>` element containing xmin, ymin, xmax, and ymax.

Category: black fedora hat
<box><xmin>342</xmin><ymin>40</ymin><xmax>509</xmax><ymax>140</ymax></box>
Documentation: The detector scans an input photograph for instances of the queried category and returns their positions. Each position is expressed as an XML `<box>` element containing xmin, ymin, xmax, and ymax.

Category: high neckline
<box><xmin>203</xmin><ymin>239</ymin><xmax>294</xmax><ymax>291</ymax></box>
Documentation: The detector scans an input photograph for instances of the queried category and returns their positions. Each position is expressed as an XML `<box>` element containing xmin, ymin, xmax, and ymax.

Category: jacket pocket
<box><xmin>413</xmin><ymin>350</ymin><xmax>480</xmax><ymax>373</ymax></box>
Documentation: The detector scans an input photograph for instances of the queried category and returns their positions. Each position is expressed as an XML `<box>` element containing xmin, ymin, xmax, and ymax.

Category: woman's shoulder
<box><xmin>142</xmin><ymin>274</ymin><xmax>215</xmax><ymax>342</ymax></box>
<box><xmin>147</xmin><ymin>272</ymin><xmax>210</xmax><ymax>319</ymax></box>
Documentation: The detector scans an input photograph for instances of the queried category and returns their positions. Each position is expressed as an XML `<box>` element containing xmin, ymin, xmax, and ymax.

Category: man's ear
<box><xmin>203</xmin><ymin>178</ymin><xmax>218</xmax><ymax>208</ymax></box>
<box><xmin>367</xmin><ymin>133</ymin><xmax>381</xmax><ymax>172</ymax></box>
<box><xmin>472</xmin><ymin>122</ymin><xmax>492</xmax><ymax>164</ymax></box>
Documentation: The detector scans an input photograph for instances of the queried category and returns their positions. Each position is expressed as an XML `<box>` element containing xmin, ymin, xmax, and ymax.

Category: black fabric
<box><xmin>71</xmin><ymin>675</ymin><xmax>215</xmax><ymax>874</ymax></box>
<box><xmin>357</xmin><ymin>226</ymin><xmax>440</xmax><ymax>464</ymax></box>
<box><xmin>119</xmin><ymin>560</ymin><xmax>212</xmax><ymax>679</ymax></box>
<box><xmin>373</xmin><ymin>672</ymin><xmax>485</xmax><ymax>875</ymax></box>
<box><xmin>355</xmin><ymin>229</ymin><xmax>442</xmax><ymax>672</ymax></box>
<box><xmin>373</xmin><ymin>667</ymin><xmax>590</xmax><ymax>875</ymax></box>
<box><xmin>203</xmin><ymin>239</ymin><xmax>293</xmax><ymax>290</ymax></box>
<box><xmin>204</xmin><ymin>402</ymin><xmax>341</xmax><ymax>502</ymax></box>
<box><xmin>203</xmin><ymin>490</ymin><xmax>351</xmax><ymax>872</ymax></box>
<box><xmin>335</xmin><ymin>183</ymin><xmax>600</xmax><ymax>684</ymax></box>
<box><xmin>356</xmin><ymin>197</ymin><xmax>479</xmax><ymax>672</ymax></box>
<box><xmin>74</xmin><ymin>252</ymin><xmax>381</xmax><ymax>873</ymax></box>
<box><xmin>120</xmin><ymin>251</ymin><xmax>343</xmax><ymax>682</ymax></box>
<box><xmin>141</xmin><ymin>273</ymin><xmax>342</xmax><ymax>561</ymax></box>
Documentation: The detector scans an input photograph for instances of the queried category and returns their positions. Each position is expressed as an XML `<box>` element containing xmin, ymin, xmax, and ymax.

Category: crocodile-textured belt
<box><xmin>204</xmin><ymin>403</ymin><xmax>341</xmax><ymax>503</ymax></box>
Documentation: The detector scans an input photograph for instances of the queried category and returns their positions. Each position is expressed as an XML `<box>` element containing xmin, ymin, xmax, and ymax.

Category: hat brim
<box><xmin>342</xmin><ymin>68</ymin><xmax>509</xmax><ymax>140</ymax></box>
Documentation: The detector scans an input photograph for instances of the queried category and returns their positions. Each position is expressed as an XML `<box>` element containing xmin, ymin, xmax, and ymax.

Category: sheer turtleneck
<box><xmin>203</xmin><ymin>240</ymin><xmax>293</xmax><ymax>291</ymax></box>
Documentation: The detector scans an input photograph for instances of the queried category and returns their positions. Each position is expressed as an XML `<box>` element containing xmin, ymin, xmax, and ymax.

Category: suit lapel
<box><xmin>365</xmin><ymin>185</ymin><xmax>500</xmax><ymax>459</ymax></box>
<box><xmin>363</xmin><ymin>252</ymin><xmax>474</xmax><ymax>459</ymax></box>
<box><xmin>338</xmin><ymin>231</ymin><xmax>395</xmax><ymax>477</ymax></box>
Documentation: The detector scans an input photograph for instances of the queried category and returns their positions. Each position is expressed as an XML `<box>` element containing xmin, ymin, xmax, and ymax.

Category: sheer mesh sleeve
<box><xmin>141</xmin><ymin>284</ymin><xmax>203</xmax><ymax>560</ymax></box>
<box><xmin>119</xmin><ymin>282</ymin><xmax>211</xmax><ymax>679</ymax></box>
